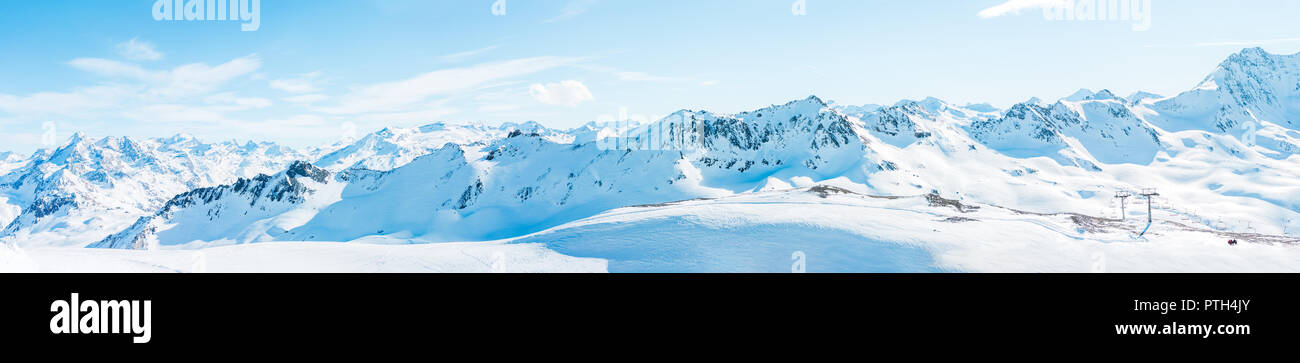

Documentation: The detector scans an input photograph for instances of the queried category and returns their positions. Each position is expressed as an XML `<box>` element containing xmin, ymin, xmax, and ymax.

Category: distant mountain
<box><xmin>1126</xmin><ymin>91</ymin><xmax>1164</xmax><ymax>105</ymax></box>
<box><xmin>91</xmin><ymin>161</ymin><xmax>334</xmax><ymax>249</ymax></box>
<box><xmin>96</xmin><ymin>96</ymin><xmax>889</xmax><ymax>246</ymax></box>
<box><xmin>315</xmin><ymin>122</ymin><xmax>509</xmax><ymax>172</ymax></box>
<box><xmin>0</xmin><ymin>133</ymin><xmax>320</xmax><ymax>246</ymax></box>
<box><xmin>1062</xmin><ymin>88</ymin><xmax>1098</xmax><ymax>102</ymax></box>
<box><xmin>969</xmin><ymin>93</ymin><xmax>1162</xmax><ymax>168</ymax></box>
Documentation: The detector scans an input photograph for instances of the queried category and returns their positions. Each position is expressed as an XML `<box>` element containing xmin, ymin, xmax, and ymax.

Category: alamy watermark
<box><xmin>1043</xmin><ymin>0</ymin><xmax>1152</xmax><ymax>31</ymax></box>
<box><xmin>592</xmin><ymin>107</ymin><xmax>710</xmax><ymax>152</ymax></box>
<box><xmin>1240</xmin><ymin>120</ymin><xmax>1257</xmax><ymax>147</ymax></box>
<box><xmin>1090</xmin><ymin>251</ymin><xmax>1106</xmax><ymax>273</ymax></box>
<box><xmin>791</xmin><ymin>251</ymin><xmax>807</xmax><ymax>273</ymax></box>
<box><xmin>50</xmin><ymin>293</ymin><xmax>152</xmax><ymax>344</ymax></box>
<box><xmin>152</xmin><ymin>0</ymin><xmax>261</xmax><ymax>31</ymax></box>
<box><xmin>41</xmin><ymin>121</ymin><xmax>58</xmax><ymax>147</ymax></box>
<box><xmin>491</xmin><ymin>0</ymin><xmax>507</xmax><ymax>16</ymax></box>
<box><xmin>491</xmin><ymin>252</ymin><xmax>507</xmax><ymax>273</ymax></box>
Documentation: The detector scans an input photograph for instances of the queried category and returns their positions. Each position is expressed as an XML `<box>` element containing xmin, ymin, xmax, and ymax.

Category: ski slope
<box><xmin>6</xmin><ymin>186</ymin><xmax>1297</xmax><ymax>273</ymax></box>
<box><xmin>4</xmin><ymin>241</ymin><xmax>603</xmax><ymax>273</ymax></box>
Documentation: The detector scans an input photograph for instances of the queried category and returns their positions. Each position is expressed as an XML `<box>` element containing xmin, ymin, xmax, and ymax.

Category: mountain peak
<box><xmin>1062</xmin><ymin>89</ymin><xmax>1095</xmax><ymax>102</ymax></box>
<box><xmin>767</xmin><ymin>95</ymin><xmax>827</xmax><ymax>110</ymax></box>
<box><xmin>1215</xmin><ymin>47</ymin><xmax>1298</xmax><ymax>72</ymax></box>
<box><xmin>165</xmin><ymin>133</ymin><xmax>197</xmax><ymax>144</ymax></box>
<box><xmin>66</xmin><ymin>131</ymin><xmax>88</xmax><ymax>145</ymax></box>
<box><xmin>1085</xmin><ymin>89</ymin><xmax>1121</xmax><ymax>101</ymax></box>
<box><xmin>284</xmin><ymin>161</ymin><xmax>330</xmax><ymax>183</ymax></box>
<box><xmin>1126</xmin><ymin>91</ymin><xmax>1163</xmax><ymax>103</ymax></box>
<box><xmin>1234</xmin><ymin>46</ymin><xmax>1269</xmax><ymax>59</ymax></box>
<box><xmin>802</xmin><ymin>95</ymin><xmax>826</xmax><ymax>105</ymax></box>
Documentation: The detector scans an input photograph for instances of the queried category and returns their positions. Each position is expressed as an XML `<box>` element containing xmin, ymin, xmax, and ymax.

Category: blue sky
<box><xmin>1</xmin><ymin>0</ymin><xmax>1298</xmax><ymax>153</ymax></box>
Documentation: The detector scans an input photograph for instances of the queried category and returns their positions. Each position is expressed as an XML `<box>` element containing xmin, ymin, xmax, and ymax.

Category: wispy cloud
<box><xmin>68</xmin><ymin>55</ymin><xmax>261</xmax><ymax>100</ymax></box>
<box><xmin>115</xmin><ymin>38</ymin><xmax>163</xmax><ymax>61</ymax></box>
<box><xmin>204</xmin><ymin>92</ymin><xmax>273</xmax><ymax>109</ymax></box>
<box><xmin>977</xmin><ymin>0</ymin><xmax>1064</xmax><ymax>19</ymax></box>
<box><xmin>439</xmin><ymin>45</ymin><xmax>501</xmax><ymax>63</ymax></box>
<box><xmin>319</xmin><ymin>56</ymin><xmax>584</xmax><ymax>115</ymax></box>
<box><xmin>1143</xmin><ymin>38</ymin><xmax>1300</xmax><ymax>49</ymax></box>
<box><xmin>270</xmin><ymin>71</ymin><xmax>325</xmax><ymax>93</ymax></box>
<box><xmin>284</xmin><ymin>94</ymin><xmax>329</xmax><ymax>104</ymax></box>
<box><xmin>1193</xmin><ymin>38</ymin><xmax>1300</xmax><ymax>47</ymax></box>
<box><xmin>0</xmin><ymin>53</ymin><xmax>267</xmax><ymax>151</ymax></box>
<box><xmin>579</xmin><ymin>64</ymin><xmax>697</xmax><ymax>84</ymax></box>
<box><xmin>0</xmin><ymin>85</ymin><xmax>134</xmax><ymax>118</ymax></box>
<box><xmin>614</xmin><ymin>71</ymin><xmax>683</xmax><ymax>82</ymax></box>
<box><xmin>544</xmin><ymin>0</ymin><xmax>599</xmax><ymax>23</ymax></box>
<box><xmin>67</xmin><ymin>58</ymin><xmax>162</xmax><ymax>81</ymax></box>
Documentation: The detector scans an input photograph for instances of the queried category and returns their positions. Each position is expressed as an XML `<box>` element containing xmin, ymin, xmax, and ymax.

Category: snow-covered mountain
<box><xmin>1126</xmin><ymin>91</ymin><xmax>1165</xmax><ymax>105</ymax></box>
<box><xmin>969</xmin><ymin>91</ymin><xmax>1163</xmax><ymax>168</ymax></box>
<box><xmin>0</xmin><ymin>133</ymin><xmax>321</xmax><ymax>247</ymax></box>
<box><xmin>314</xmin><ymin>122</ymin><xmax>511</xmax><ymax>171</ymax></box>
<box><xmin>96</xmin><ymin>96</ymin><xmax>885</xmax><ymax>246</ymax></box>
<box><xmin>5</xmin><ymin>48</ymin><xmax>1300</xmax><ymax>266</ymax></box>
<box><xmin>1146</xmin><ymin>47</ymin><xmax>1300</xmax><ymax>159</ymax></box>
<box><xmin>91</xmin><ymin>161</ymin><xmax>335</xmax><ymax>249</ymax></box>
<box><xmin>0</xmin><ymin>151</ymin><xmax>24</xmax><ymax>174</ymax></box>
<box><xmin>0</xmin><ymin>152</ymin><xmax>25</xmax><ymax>228</ymax></box>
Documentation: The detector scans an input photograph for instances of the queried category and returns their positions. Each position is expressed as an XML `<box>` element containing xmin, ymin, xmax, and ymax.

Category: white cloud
<box><xmin>0</xmin><ymin>53</ymin><xmax>267</xmax><ymax>153</ymax></box>
<box><xmin>1143</xmin><ymin>38</ymin><xmax>1300</xmax><ymax>49</ymax></box>
<box><xmin>115</xmin><ymin>38</ymin><xmax>163</xmax><ymax>61</ymax></box>
<box><xmin>615</xmin><ymin>71</ymin><xmax>681</xmax><ymax>82</ymax></box>
<box><xmin>284</xmin><ymin>94</ymin><xmax>329</xmax><ymax>104</ymax></box>
<box><xmin>0</xmin><ymin>85</ymin><xmax>135</xmax><ymax>118</ymax></box>
<box><xmin>699</xmin><ymin>80</ymin><xmax>720</xmax><ymax>87</ymax></box>
<box><xmin>150</xmin><ymin>56</ymin><xmax>263</xmax><ymax>99</ymax></box>
<box><xmin>544</xmin><ymin>0</ymin><xmax>598</xmax><ymax>23</ymax></box>
<box><xmin>341</xmin><ymin>99</ymin><xmax>459</xmax><ymax>125</ymax></box>
<box><xmin>262</xmin><ymin>114</ymin><xmax>328</xmax><ymax>127</ymax></box>
<box><xmin>478</xmin><ymin>103</ymin><xmax>522</xmax><ymax>113</ymax></box>
<box><xmin>579</xmin><ymin>65</ymin><xmax>700</xmax><ymax>84</ymax></box>
<box><xmin>529</xmin><ymin>80</ymin><xmax>593</xmax><ymax>107</ymax></box>
<box><xmin>1194</xmin><ymin>38</ymin><xmax>1300</xmax><ymax>47</ymax></box>
<box><xmin>977</xmin><ymin>0</ymin><xmax>1065</xmax><ymax>19</ymax></box>
<box><xmin>124</xmin><ymin>104</ymin><xmax>234</xmax><ymax>124</ymax></box>
<box><xmin>270</xmin><ymin>71</ymin><xmax>324</xmax><ymax>93</ymax></box>
<box><xmin>67</xmin><ymin>58</ymin><xmax>162</xmax><ymax>81</ymax></box>
<box><xmin>439</xmin><ymin>45</ymin><xmax>501</xmax><ymax>62</ymax></box>
<box><xmin>321</xmin><ymin>56</ymin><xmax>582</xmax><ymax>114</ymax></box>
<box><xmin>204</xmin><ymin>92</ymin><xmax>273</xmax><ymax>109</ymax></box>
<box><xmin>68</xmin><ymin>54</ymin><xmax>262</xmax><ymax>99</ymax></box>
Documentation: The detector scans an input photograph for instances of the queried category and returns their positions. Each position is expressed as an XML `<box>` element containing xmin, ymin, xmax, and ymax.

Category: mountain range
<box><xmin>2</xmin><ymin>48</ymin><xmax>1298</xmax><ymax>261</ymax></box>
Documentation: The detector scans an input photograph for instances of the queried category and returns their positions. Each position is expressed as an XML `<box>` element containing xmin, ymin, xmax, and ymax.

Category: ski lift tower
<box><xmin>1114</xmin><ymin>190</ymin><xmax>1132</xmax><ymax>221</ymax></box>
<box><xmin>1138</xmin><ymin>188</ymin><xmax>1159</xmax><ymax>237</ymax></box>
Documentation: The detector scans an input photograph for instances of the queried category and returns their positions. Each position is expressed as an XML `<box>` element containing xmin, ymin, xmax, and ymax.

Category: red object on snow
<box><xmin>1228</xmin><ymin>239</ymin><xmax>1238</xmax><ymax>246</ymax></box>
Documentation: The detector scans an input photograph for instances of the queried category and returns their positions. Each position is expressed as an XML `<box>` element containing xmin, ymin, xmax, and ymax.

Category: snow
<box><xmin>513</xmin><ymin>189</ymin><xmax>1300</xmax><ymax>272</ymax></box>
<box><xmin>0</xmin><ymin>133</ymin><xmax>323</xmax><ymax>247</ymax></box>
<box><xmin>2</xmin><ymin>47</ymin><xmax>1300</xmax><ymax>273</ymax></box>
<box><xmin>15</xmin><ymin>241</ymin><xmax>604</xmax><ymax>273</ymax></box>
<box><xmin>9</xmin><ymin>186</ymin><xmax>1299</xmax><ymax>273</ymax></box>
<box><xmin>314</xmin><ymin>122</ymin><xmax>507</xmax><ymax>171</ymax></box>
